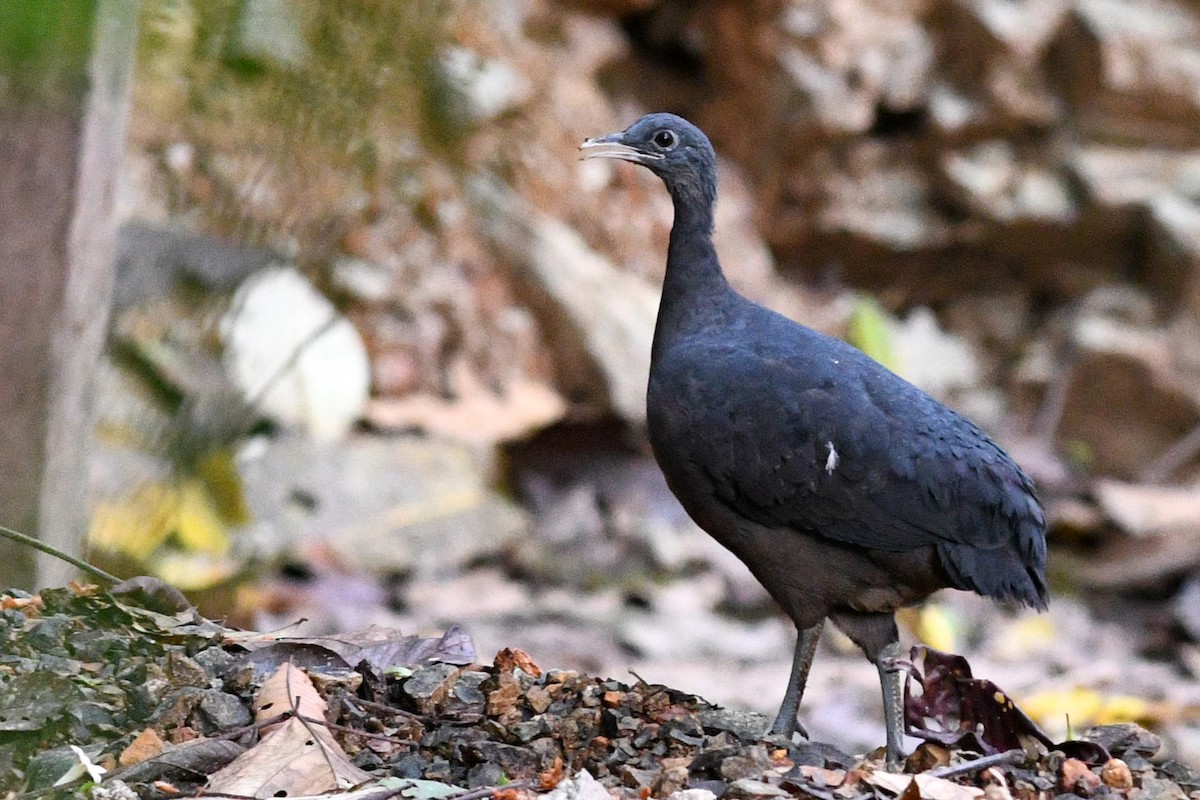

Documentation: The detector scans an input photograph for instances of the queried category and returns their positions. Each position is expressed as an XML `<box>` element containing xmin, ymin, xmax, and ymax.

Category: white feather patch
<box><xmin>825</xmin><ymin>441</ymin><xmax>839</xmax><ymax>474</ymax></box>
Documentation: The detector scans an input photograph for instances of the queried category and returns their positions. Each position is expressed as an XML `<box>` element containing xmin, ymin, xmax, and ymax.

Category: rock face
<box><xmin>109</xmin><ymin>0</ymin><xmax>1200</xmax><ymax>654</ymax></box>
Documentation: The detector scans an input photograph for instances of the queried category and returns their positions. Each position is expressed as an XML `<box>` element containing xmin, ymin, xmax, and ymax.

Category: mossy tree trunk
<box><xmin>0</xmin><ymin>1</ymin><xmax>139</xmax><ymax>589</ymax></box>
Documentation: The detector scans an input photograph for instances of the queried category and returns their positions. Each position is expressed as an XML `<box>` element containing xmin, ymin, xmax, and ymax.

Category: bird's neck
<box><xmin>654</xmin><ymin>193</ymin><xmax>733</xmax><ymax>358</ymax></box>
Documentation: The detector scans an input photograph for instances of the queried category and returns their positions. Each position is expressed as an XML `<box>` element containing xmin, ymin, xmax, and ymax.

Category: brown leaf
<box><xmin>867</xmin><ymin>772</ymin><xmax>984</xmax><ymax>800</ymax></box>
<box><xmin>539</xmin><ymin>755</ymin><xmax>565</xmax><ymax>789</ymax></box>
<box><xmin>798</xmin><ymin>765</ymin><xmax>847</xmax><ymax>787</ymax></box>
<box><xmin>119</xmin><ymin>728</ymin><xmax>166</xmax><ymax>767</ymax></box>
<box><xmin>494</xmin><ymin>647</ymin><xmax>542</xmax><ymax>677</ymax></box>
<box><xmin>229</xmin><ymin>624</ymin><xmax>476</xmax><ymax>676</ymax></box>
<box><xmin>256</xmin><ymin>663</ymin><xmax>327</xmax><ymax>734</ymax></box>
<box><xmin>207</xmin><ymin>665</ymin><xmax>369</xmax><ymax>797</ymax></box>
<box><xmin>205</xmin><ymin>716</ymin><xmax>371</xmax><ymax>796</ymax></box>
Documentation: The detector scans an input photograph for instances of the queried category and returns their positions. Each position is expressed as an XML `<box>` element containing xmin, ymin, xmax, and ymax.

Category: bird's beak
<box><xmin>579</xmin><ymin>133</ymin><xmax>657</xmax><ymax>163</ymax></box>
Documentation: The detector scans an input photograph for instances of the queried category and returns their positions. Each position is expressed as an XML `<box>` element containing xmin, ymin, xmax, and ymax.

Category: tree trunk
<box><xmin>0</xmin><ymin>1</ymin><xmax>139</xmax><ymax>589</ymax></box>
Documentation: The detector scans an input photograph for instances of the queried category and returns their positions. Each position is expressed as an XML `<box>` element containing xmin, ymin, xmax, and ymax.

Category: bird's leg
<box><xmin>769</xmin><ymin>620</ymin><xmax>824</xmax><ymax>737</ymax></box>
<box><xmin>875</xmin><ymin>640</ymin><xmax>905</xmax><ymax>771</ymax></box>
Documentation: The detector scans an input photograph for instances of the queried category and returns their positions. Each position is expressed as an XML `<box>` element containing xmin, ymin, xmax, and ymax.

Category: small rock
<box><xmin>542</xmin><ymin>770</ymin><xmax>612</xmax><ymax>800</ymax></box>
<box><xmin>222</xmin><ymin>266</ymin><xmax>371</xmax><ymax>441</ymax></box>
<box><xmin>1061</xmin><ymin>757</ymin><xmax>1102</xmax><ymax>795</ymax></box>
<box><xmin>1101</xmin><ymin>758</ymin><xmax>1134</xmax><ymax>790</ymax></box>
<box><xmin>165</xmin><ymin>652</ymin><xmax>210</xmax><ymax>689</ymax></box>
<box><xmin>462</xmin><ymin>741</ymin><xmax>540</xmax><ymax>778</ymax></box>
<box><xmin>192</xmin><ymin>647</ymin><xmax>239</xmax><ymax>680</ymax></box>
<box><xmin>1083</xmin><ymin>723</ymin><xmax>1163</xmax><ymax>758</ymax></box>
<box><xmin>656</xmin><ymin>765</ymin><xmax>692</xmax><ymax>797</ymax></box>
<box><xmin>403</xmin><ymin>663</ymin><xmax>459</xmax><ymax>714</ymax></box>
<box><xmin>667</xmin><ymin>791</ymin><xmax>719</xmax><ymax>800</ymax></box>
<box><xmin>512</xmin><ymin>718</ymin><xmax>549</xmax><ymax>743</ymax></box>
<box><xmin>197</xmin><ymin>690</ymin><xmax>252</xmax><ymax>732</ymax></box>
<box><xmin>467</xmin><ymin>762</ymin><xmax>505</xmax><ymax>788</ymax></box>
<box><xmin>1140</xmin><ymin>777</ymin><xmax>1188</xmax><ymax>800</ymax></box>
<box><xmin>696</xmin><ymin>709</ymin><xmax>770</xmax><ymax>743</ymax></box>
<box><xmin>619</xmin><ymin>764</ymin><xmax>657</xmax><ymax>790</ymax></box>
<box><xmin>720</xmin><ymin>755</ymin><xmax>765</xmax><ymax>782</ymax></box>
<box><xmin>787</xmin><ymin>741</ymin><xmax>857</xmax><ymax>769</ymax></box>
<box><xmin>726</xmin><ymin>778</ymin><xmax>791</xmax><ymax>798</ymax></box>
<box><xmin>527</xmin><ymin>685</ymin><xmax>553</xmax><ymax>714</ymax></box>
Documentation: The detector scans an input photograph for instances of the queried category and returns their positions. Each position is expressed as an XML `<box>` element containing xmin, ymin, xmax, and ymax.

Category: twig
<box><xmin>351</xmin><ymin>696</ymin><xmax>427</xmax><ymax>720</ymax></box>
<box><xmin>298</xmin><ymin>713</ymin><xmax>418</xmax><ymax>747</ymax></box>
<box><xmin>446</xmin><ymin>778</ymin><xmax>534</xmax><ymax>800</ymax></box>
<box><xmin>928</xmin><ymin>749</ymin><xmax>1026</xmax><ymax>779</ymax></box>
<box><xmin>0</xmin><ymin>523</ymin><xmax>119</xmax><ymax>583</ymax></box>
<box><xmin>206</xmin><ymin>711</ymin><xmax>292</xmax><ymax>742</ymax></box>
<box><xmin>1141</xmin><ymin>422</ymin><xmax>1200</xmax><ymax>483</ymax></box>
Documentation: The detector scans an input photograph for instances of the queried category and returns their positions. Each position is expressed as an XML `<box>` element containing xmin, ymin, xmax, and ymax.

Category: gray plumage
<box><xmin>581</xmin><ymin>113</ymin><xmax>1047</xmax><ymax>767</ymax></box>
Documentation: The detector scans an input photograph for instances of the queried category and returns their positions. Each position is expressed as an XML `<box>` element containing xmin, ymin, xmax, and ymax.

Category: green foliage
<box><xmin>847</xmin><ymin>295</ymin><xmax>901</xmax><ymax>374</ymax></box>
<box><xmin>0</xmin><ymin>1</ymin><xmax>97</xmax><ymax>105</ymax></box>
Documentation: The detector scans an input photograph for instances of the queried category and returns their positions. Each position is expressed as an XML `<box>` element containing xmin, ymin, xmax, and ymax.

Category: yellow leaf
<box><xmin>151</xmin><ymin>550</ymin><xmax>240</xmax><ymax>591</ymax></box>
<box><xmin>993</xmin><ymin>615</ymin><xmax>1057</xmax><ymax>660</ymax></box>
<box><xmin>1020</xmin><ymin>688</ymin><xmax>1150</xmax><ymax>732</ymax></box>
<box><xmin>88</xmin><ymin>482</ymin><xmax>177</xmax><ymax>560</ymax></box>
<box><xmin>916</xmin><ymin>604</ymin><xmax>959</xmax><ymax>653</ymax></box>
<box><xmin>175</xmin><ymin>479</ymin><xmax>231</xmax><ymax>555</ymax></box>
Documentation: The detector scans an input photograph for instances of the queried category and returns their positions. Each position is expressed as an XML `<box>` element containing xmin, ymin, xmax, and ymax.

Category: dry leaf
<box><xmin>1095</xmin><ymin>480</ymin><xmax>1200</xmax><ymax>536</ymax></box>
<box><xmin>226</xmin><ymin>624</ymin><xmax>476</xmax><ymax>675</ymax></box>
<box><xmin>366</xmin><ymin>364</ymin><xmax>566</xmax><ymax>445</ymax></box>
<box><xmin>119</xmin><ymin>728</ymin><xmax>166</xmax><ymax>767</ymax></box>
<box><xmin>494</xmin><ymin>647</ymin><xmax>542</xmax><ymax>677</ymax></box>
<box><xmin>255</xmin><ymin>662</ymin><xmax>327</xmax><ymax>734</ymax></box>
<box><xmin>798</xmin><ymin>765</ymin><xmax>847</xmax><ymax>787</ymax></box>
<box><xmin>867</xmin><ymin>771</ymin><xmax>984</xmax><ymax>800</ymax></box>
<box><xmin>206</xmin><ymin>664</ymin><xmax>369</xmax><ymax>796</ymax></box>
<box><xmin>205</xmin><ymin>716</ymin><xmax>372</xmax><ymax>796</ymax></box>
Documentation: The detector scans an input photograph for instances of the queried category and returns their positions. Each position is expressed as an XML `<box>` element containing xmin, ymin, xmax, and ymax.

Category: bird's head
<box><xmin>580</xmin><ymin>113</ymin><xmax>717</xmax><ymax>211</ymax></box>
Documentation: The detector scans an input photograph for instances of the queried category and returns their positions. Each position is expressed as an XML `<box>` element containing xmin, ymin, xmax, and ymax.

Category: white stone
<box><xmin>221</xmin><ymin>266</ymin><xmax>370</xmax><ymax>441</ymax></box>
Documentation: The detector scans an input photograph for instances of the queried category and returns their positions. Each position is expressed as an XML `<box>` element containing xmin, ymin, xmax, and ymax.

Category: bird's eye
<box><xmin>653</xmin><ymin>130</ymin><xmax>677</xmax><ymax>149</ymax></box>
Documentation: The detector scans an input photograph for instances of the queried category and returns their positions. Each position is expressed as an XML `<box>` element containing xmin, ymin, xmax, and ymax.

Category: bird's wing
<box><xmin>657</xmin><ymin>338</ymin><xmax>1039</xmax><ymax>554</ymax></box>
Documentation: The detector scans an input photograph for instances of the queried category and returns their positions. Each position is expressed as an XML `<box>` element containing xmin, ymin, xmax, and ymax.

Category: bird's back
<box><xmin>647</xmin><ymin>294</ymin><xmax>1047</xmax><ymax>613</ymax></box>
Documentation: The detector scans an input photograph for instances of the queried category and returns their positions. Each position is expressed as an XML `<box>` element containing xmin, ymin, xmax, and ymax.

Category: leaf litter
<box><xmin>2</xmin><ymin>584</ymin><xmax>1197</xmax><ymax>800</ymax></box>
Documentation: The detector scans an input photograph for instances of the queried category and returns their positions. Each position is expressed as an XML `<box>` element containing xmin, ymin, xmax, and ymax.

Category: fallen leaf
<box><xmin>540</xmin><ymin>755</ymin><xmax>565</xmax><ymax>789</ymax></box>
<box><xmin>1020</xmin><ymin>688</ymin><xmax>1150</xmax><ymax>730</ymax></box>
<box><xmin>798</xmin><ymin>765</ymin><xmax>846</xmax><ymax>787</ymax></box>
<box><xmin>366</xmin><ymin>364</ymin><xmax>566</xmax><ymax>446</ymax></box>
<box><xmin>867</xmin><ymin>771</ymin><xmax>984</xmax><ymax>800</ymax></box>
<box><xmin>255</xmin><ymin>662</ymin><xmax>327</xmax><ymax>733</ymax></box>
<box><xmin>903</xmin><ymin>647</ymin><xmax>1110</xmax><ymax>764</ymax></box>
<box><xmin>205</xmin><ymin>662</ymin><xmax>371</xmax><ymax>795</ymax></box>
<box><xmin>494</xmin><ymin>647</ymin><xmax>542</xmax><ymax>677</ymax></box>
<box><xmin>1095</xmin><ymin>480</ymin><xmax>1200</xmax><ymax>536</ymax></box>
<box><xmin>119</xmin><ymin>728</ymin><xmax>166</xmax><ymax>767</ymax></box>
<box><xmin>226</xmin><ymin>624</ymin><xmax>476</xmax><ymax>676</ymax></box>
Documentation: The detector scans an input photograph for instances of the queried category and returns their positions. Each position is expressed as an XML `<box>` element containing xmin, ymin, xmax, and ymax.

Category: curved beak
<box><xmin>579</xmin><ymin>132</ymin><xmax>660</xmax><ymax>163</ymax></box>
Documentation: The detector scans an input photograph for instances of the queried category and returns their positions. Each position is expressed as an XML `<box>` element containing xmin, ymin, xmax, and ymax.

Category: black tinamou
<box><xmin>580</xmin><ymin>113</ymin><xmax>1047</xmax><ymax>768</ymax></box>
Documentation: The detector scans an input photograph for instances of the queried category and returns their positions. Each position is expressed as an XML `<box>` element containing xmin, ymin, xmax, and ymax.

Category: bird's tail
<box><xmin>938</xmin><ymin>535</ymin><xmax>1048</xmax><ymax>611</ymax></box>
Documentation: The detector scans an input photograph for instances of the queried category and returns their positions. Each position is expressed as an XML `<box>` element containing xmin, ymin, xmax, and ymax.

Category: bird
<box><xmin>579</xmin><ymin>113</ymin><xmax>1048</xmax><ymax>769</ymax></box>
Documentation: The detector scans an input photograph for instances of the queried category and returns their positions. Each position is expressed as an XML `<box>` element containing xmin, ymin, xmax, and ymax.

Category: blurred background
<box><xmin>3</xmin><ymin>0</ymin><xmax>1200</xmax><ymax>766</ymax></box>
